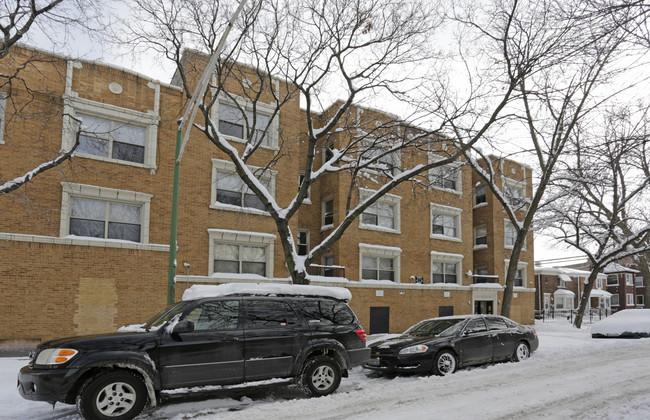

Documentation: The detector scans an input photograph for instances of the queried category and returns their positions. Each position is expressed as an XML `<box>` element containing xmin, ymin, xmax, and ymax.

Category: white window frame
<box><xmin>208</xmin><ymin>229</ymin><xmax>275</xmax><ymax>277</ymax></box>
<box><xmin>62</xmin><ymin>96</ymin><xmax>159</xmax><ymax>170</ymax></box>
<box><xmin>502</xmin><ymin>177</ymin><xmax>527</xmax><ymax>207</ymax></box>
<box><xmin>635</xmin><ymin>276</ymin><xmax>644</xmax><ymax>287</ymax></box>
<box><xmin>358</xmin><ymin>188</ymin><xmax>401</xmax><ymax>234</ymax></box>
<box><xmin>505</xmin><ymin>259</ymin><xmax>529</xmax><ymax>288</ymax></box>
<box><xmin>626</xmin><ymin>273</ymin><xmax>634</xmax><ymax>286</ymax></box>
<box><xmin>611</xmin><ymin>294</ymin><xmax>619</xmax><ymax>306</ymax></box>
<box><xmin>626</xmin><ymin>293</ymin><xmax>635</xmax><ymax>306</ymax></box>
<box><xmin>0</xmin><ymin>92</ymin><xmax>6</xmax><ymax>144</ymax></box>
<box><xmin>430</xmin><ymin>203</ymin><xmax>462</xmax><ymax>241</ymax></box>
<box><xmin>212</xmin><ymin>93</ymin><xmax>279</xmax><ymax>151</ymax></box>
<box><xmin>428</xmin><ymin>154</ymin><xmax>463</xmax><ymax>194</ymax></box>
<box><xmin>504</xmin><ymin>220</ymin><xmax>525</xmax><ymax>250</ymax></box>
<box><xmin>474</xmin><ymin>225</ymin><xmax>488</xmax><ymax>247</ymax></box>
<box><xmin>430</xmin><ymin>251</ymin><xmax>464</xmax><ymax>285</ymax></box>
<box><xmin>596</xmin><ymin>277</ymin><xmax>603</xmax><ymax>289</ymax></box>
<box><xmin>60</xmin><ymin>182</ymin><xmax>152</xmax><ymax>244</ymax></box>
<box><xmin>297</xmin><ymin>229</ymin><xmax>310</xmax><ymax>256</ymax></box>
<box><xmin>359</xmin><ymin>243</ymin><xmax>401</xmax><ymax>283</ymax></box>
<box><xmin>210</xmin><ymin>159</ymin><xmax>276</xmax><ymax>215</ymax></box>
<box><xmin>322</xmin><ymin>197</ymin><xmax>334</xmax><ymax>229</ymax></box>
<box><xmin>356</xmin><ymin>138</ymin><xmax>402</xmax><ymax>176</ymax></box>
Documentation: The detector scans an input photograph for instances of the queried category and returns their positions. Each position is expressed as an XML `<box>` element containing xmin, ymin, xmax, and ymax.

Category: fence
<box><xmin>535</xmin><ymin>307</ymin><xmax>611</xmax><ymax>323</ymax></box>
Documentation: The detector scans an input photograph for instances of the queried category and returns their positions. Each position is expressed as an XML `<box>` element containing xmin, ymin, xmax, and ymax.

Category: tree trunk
<box><xmin>500</xmin><ymin>232</ymin><xmax>527</xmax><ymax>318</ymax></box>
<box><xmin>574</xmin><ymin>270</ymin><xmax>600</xmax><ymax>329</ymax></box>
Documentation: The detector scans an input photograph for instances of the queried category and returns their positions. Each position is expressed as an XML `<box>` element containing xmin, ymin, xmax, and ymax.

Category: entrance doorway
<box><xmin>474</xmin><ymin>300</ymin><xmax>494</xmax><ymax>315</ymax></box>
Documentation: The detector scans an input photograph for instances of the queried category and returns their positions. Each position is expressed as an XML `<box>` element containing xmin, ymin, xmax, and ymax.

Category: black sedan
<box><xmin>364</xmin><ymin>315</ymin><xmax>538</xmax><ymax>376</ymax></box>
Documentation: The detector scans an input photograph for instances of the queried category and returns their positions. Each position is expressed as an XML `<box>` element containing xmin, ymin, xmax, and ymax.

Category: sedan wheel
<box><xmin>512</xmin><ymin>341</ymin><xmax>530</xmax><ymax>362</ymax></box>
<box><xmin>433</xmin><ymin>351</ymin><xmax>457</xmax><ymax>376</ymax></box>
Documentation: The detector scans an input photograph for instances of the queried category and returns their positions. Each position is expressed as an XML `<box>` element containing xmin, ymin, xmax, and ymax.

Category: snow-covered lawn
<box><xmin>3</xmin><ymin>319</ymin><xmax>650</xmax><ymax>419</ymax></box>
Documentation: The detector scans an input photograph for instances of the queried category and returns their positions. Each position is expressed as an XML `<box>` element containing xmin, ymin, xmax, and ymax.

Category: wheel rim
<box><xmin>437</xmin><ymin>353</ymin><xmax>456</xmax><ymax>375</ymax></box>
<box><xmin>311</xmin><ymin>364</ymin><xmax>335</xmax><ymax>390</ymax></box>
<box><xmin>95</xmin><ymin>381</ymin><xmax>137</xmax><ymax>417</ymax></box>
<box><xmin>517</xmin><ymin>344</ymin><xmax>529</xmax><ymax>360</ymax></box>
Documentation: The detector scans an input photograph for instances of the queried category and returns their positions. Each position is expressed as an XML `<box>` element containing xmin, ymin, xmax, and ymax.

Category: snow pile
<box><xmin>117</xmin><ymin>323</ymin><xmax>147</xmax><ymax>332</ymax></box>
<box><xmin>182</xmin><ymin>283</ymin><xmax>352</xmax><ymax>302</ymax></box>
<box><xmin>591</xmin><ymin>309</ymin><xmax>650</xmax><ymax>337</ymax></box>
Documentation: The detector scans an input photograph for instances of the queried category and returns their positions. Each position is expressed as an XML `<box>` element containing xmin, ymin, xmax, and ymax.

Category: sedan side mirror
<box><xmin>172</xmin><ymin>319</ymin><xmax>194</xmax><ymax>334</ymax></box>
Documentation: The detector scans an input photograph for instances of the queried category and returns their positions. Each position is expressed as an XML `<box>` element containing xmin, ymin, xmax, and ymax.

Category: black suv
<box><xmin>18</xmin><ymin>285</ymin><xmax>369</xmax><ymax>420</ymax></box>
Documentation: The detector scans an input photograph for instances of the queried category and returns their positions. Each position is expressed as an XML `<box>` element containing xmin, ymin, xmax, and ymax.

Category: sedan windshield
<box><xmin>404</xmin><ymin>318</ymin><xmax>464</xmax><ymax>337</ymax></box>
<box><xmin>143</xmin><ymin>301</ymin><xmax>193</xmax><ymax>330</ymax></box>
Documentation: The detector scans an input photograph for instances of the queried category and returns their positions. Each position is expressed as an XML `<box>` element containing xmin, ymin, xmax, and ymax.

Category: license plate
<box><xmin>366</xmin><ymin>358</ymin><xmax>381</xmax><ymax>366</ymax></box>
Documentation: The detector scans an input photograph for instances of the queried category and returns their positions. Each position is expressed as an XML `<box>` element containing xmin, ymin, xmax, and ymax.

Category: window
<box><xmin>213</xmin><ymin>95</ymin><xmax>278</xmax><ymax>149</ymax></box>
<box><xmin>61</xmin><ymin>183</ymin><xmax>152</xmax><ymax>244</ymax></box>
<box><xmin>186</xmin><ymin>300</ymin><xmax>240</xmax><ymax>331</ymax></box>
<box><xmin>297</xmin><ymin>230</ymin><xmax>309</xmax><ymax>256</ymax></box>
<box><xmin>465</xmin><ymin>318</ymin><xmax>488</xmax><ymax>334</ymax></box>
<box><xmin>474</xmin><ymin>183</ymin><xmax>486</xmax><ymax>206</ymax></box>
<box><xmin>626</xmin><ymin>294</ymin><xmax>635</xmax><ymax>306</ymax></box>
<box><xmin>596</xmin><ymin>278</ymin><xmax>603</xmax><ymax>289</ymax></box>
<box><xmin>359</xmin><ymin>243</ymin><xmax>401</xmax><ymax>283</ymax></box>
<box><xmin>62</xmin><ymin>96</ymin><xmax>159</xmax><ymax>168</ymax></box>
<box><xmin>430</xmin><ymin>166</ymin><xmax>459</xmax><ymax>191</ymax></box>
<box><xmin>505</xmin><ymin>260</ymin><xmax>528</xmax><ymax>288</ymax></box>
<box><xmin>214</xmin><ymin>243</ymin><xmax>266</xmax><ymax>276</ymax></box>
<box><xmin>637</xmin><ymin>295</ymin><xmax>644</xmax><ymax>305</ymax></box>
<box><xmin>505</xmin><ymin>223</ymin><xmax>517</xmax><ymax>248</ymax></box>
<box><xmin>0</xmin><ymin>93</ymin><xmax>6</xmax><ymax>144</ymax></box>
<box><xmin>293</xmin><ymin>300</ymin><xmax>355</xmax><ymax>325</ymax></box>
<box><xmin>503</xmin><ymin>178</ymin><xmax>526</xmax><ymax>207</ymax></box>
<box><xmin>636</xmin><ymin>276</ymin><xmax>644</xmax><ymax>287</ymax></box>
<box><xmin>362</xmin><ymin>256</ymin><xmax>395</xmax><ymax>281</ymax></box>
<box><xmin>77</xmin><ymin>114</ymin><xmax>146</xmax><ymax>164</ymax></box>
<box><xmin>611</xmin><ymin>294</ymin><xmax>619</xmax><ymax>306</ymax></box>
<box><xmin>607</xmin><ymin>274</ymin><xmax>618</xmax><ymax>286</ymax></box>
<box><xmin>474</xmin><ymin>225</ymin><xmax>487</xmax><ymax>246</ymax></box>
<box><xmin>558</xmin><ymin>278</ymin><xmax>567</xmax><ymax>288</ymax></box>
<box><xmin>211</xmin><ymin>159</ymin><xmax>276</xmax><ymax>213</ymax></box>
<box><xmin>323</xmin><ymin>255</ymin><xmax>335</xmax><ymax>277</ymax></box>
<box><xmin>298</xmin><ymin>173</ymin><xmax>311</xmax><ymax>202</ymax></box>
<box><xmin>485</xmin><ymin>317</ymin><xmax>509</xmax><ymax>331</ymax></box>
<box><xmin>626</xmin><ymin>274</ymin><xmax>634</xmax><ymax>286</ymax></box>
<box><xmin>555</xmin><ymin>296</ymin><xmax>574</xmax><ymax>310</ymax></box>
<box><xmin>475</xmin><ymin>267</ymin><xmax>490</xmax><ymax>284</ymax></box>
<box><xmin>358</xmin><ymin>189</ymin><xmax>401</xmax><ymax>233</ymax></box>
<box><xmin>361</xmin><ymin>141</ymin><xmax>399</xmax><ymax>175</ymax></box>
<box><xmin>322</xmin><ymin>199</ymin><xmax>334</xmax><ymax>227</ymax></box>
<box><xmin>208</xmin><ymin>229</ymin><xmax>275</xmax><ymax>277</ymax></box>
<box><xmin>243</xmin><ymin>300</ymin><xmax>299</xmax><ymax>328</ymax></box>
<box><xmin>430</xmin><ymin>204</ymin><xmax>462</xmax><ymax>240</ymax></box>
<box><xmin>514</xmin><ymin>269</ymin><xmax>524</xmax><ymax>287</ymax></box>
<box><xmin>432</xmin><ymin>262</ymin><xmax>458</xmax><ymax>284</ymax></box>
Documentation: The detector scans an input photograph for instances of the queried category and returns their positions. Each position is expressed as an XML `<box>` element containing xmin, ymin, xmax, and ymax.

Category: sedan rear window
<box><xmin>485</xmin><ymin>317</ymin><xmax>509</xmax><ymax>330</ymax></box>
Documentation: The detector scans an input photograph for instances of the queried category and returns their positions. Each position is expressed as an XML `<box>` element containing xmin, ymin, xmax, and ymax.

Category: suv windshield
<box><xmin>404</xmin><ymin>318</ymin><xmax>464</xmax><ymax>337</ymax></box>
<box><xmin>143</xmin><ymin>301</ymin><xmax>193</xmax><ymax>330</ymax></box>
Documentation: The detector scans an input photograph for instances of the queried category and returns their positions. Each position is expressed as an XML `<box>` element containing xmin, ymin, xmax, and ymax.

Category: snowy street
<box><xmin>3</xmin><ymin>320</ymin><xmax>650</xmax><ymax>420</ymax></box>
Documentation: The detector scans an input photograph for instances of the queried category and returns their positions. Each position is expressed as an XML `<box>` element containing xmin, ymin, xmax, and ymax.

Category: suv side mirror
<box><xmin>172</xmin><ymin>319</ymin><xmax>194</xmax><ymax>334</ymax></box>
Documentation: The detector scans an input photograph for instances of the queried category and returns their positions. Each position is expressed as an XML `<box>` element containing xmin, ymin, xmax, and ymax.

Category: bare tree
<box><xmin>544</xmin><ymin>105</ymin><xmax>650</xmax><ymax>327</ymax></box>
<box><xmin>119</xmin><ymin>0</ymin><xmax>528</xmax><ymax>284</ymax></box>
<box><xmin>443</xmin><ymin>0</ymin><xmax>649</xmax><ymax>317</ymax></box>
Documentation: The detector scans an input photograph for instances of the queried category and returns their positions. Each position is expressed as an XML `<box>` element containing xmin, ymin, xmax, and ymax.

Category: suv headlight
<box><xmin>35</xmin><ymin>348</ymin><xmax>78</xmax><ymax>365</ymax></box>
<box><xmin>399</xmin><ymin>345</ymin><xmax>428</xmax><ymax>354</ymax></box>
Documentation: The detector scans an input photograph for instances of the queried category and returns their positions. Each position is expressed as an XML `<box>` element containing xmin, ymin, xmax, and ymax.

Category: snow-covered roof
<box><xmin>588</xmin><ymin>289</ymin><xmax>612</xmax><ymax>298</ymax></box>
<box><xmin>603</xmin><ymin>263</ymin><xmax>640</xmax><ymax>274</ymax></box>
<box><xmin>554</xmin><ymin>289</ymin><xmax>575</xmax><ymax>296</ymax></box>
<box><xmin>182</xmin><ymin>283</ymin><xmax>352</xmax><ymax>302</ymax></box>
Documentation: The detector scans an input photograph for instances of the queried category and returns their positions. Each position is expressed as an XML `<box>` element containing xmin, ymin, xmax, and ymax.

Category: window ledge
<box><xmin>473</xmin><ymin>202</ymin><xmax>488</xmax><ymax>209</ymax></box>
<box><xmin>359</xmin><ymin>224</ymin><xmax>400</xmax><ymax>234</ymax></box>
<box><xmin>221</xmin><ymin>134</ymin><xmax>279</xmax><ymax>152</ymax></box>
<box><xmin>321</xmin><ymin>224</ymin><xmax>334</xmax><ymax>232</ymax></box>
<box><xmin>473</xmin><ymin>244</ymin><xmax>488</xmax><ymax>251</ymax></box>
<box><xmin>209</xmin><ymin>202</ymin><xmax>270</xmax><ymax>216</ymax></box>
<box><xmin>0</xmin><ymin>232</ymin><xmax>168</xmax><ymax>252</ymax></box>
<box><xmin>430</xmin><ymin>234</ymin><xmax>462</xmax><ymax>242</ymax></box>
<box><xmin>430</xmin><ymin>185</ymin><xmax>463</xmax><ymax>195</ymax></box>
<box><xmin>74</xmin><ymin>152</ymin><xmax>155</xmax><ymax>171</ymax></box>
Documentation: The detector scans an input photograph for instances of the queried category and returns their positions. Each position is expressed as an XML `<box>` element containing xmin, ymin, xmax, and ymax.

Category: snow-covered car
<box><xmin>17</xmin><ymin>284</ymin><xmax>370</xmax><ymax>420</ymax></box>
<box><xmin>364</xmin><ymin>315</ymin><xmax>538</xmax><ymax>376</ymax></box>
<box><xmin>591</xmin><ymin>309</ymin><xmax>650</xmax><ymax>338</ymax></box>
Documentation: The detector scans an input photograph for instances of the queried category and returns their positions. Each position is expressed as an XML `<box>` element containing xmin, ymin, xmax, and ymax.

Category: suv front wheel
<box><xmin>299</xmin><ymin>356</ymin><xmax>342</xmax><ymax>397</ymax></box>
<box><xmin>76</xmin><ymin>370</ymin><xmax>147</xmax><ymax>420</ymax></box>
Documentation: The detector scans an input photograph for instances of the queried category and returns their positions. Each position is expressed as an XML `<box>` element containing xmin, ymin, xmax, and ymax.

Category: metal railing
<box><xmin>535</xmin><ymin>307</ymin><xmax>611</xmax><ymax>323</ymax></box>
<box><xmin>307</xmin><ymin>264</ymin><xmax>346</xmax><ymax>278</ymax></box>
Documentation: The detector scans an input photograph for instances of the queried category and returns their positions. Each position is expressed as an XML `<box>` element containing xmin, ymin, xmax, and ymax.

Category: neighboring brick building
<box><xmin>604</xmin><ymin>263</ymin><xmax>645</xmax><ymax>311</ymax></box>
<box><xmin>0</xmin><ymin>45</ymin><xmax>535</xmax><ymax>343</ymax></box>
<box><xmin>533</xmin><ymin>266</ymin><xmax>611</xmax><ymax>315</ymax></box>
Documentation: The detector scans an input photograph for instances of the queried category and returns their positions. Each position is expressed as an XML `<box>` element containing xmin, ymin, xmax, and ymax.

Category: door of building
<box><xmin>369</xmin><ymin>307</ymin><xmax>390</xmax><ymax>334</ymax></box>
<box><xmin>474</xmin><ymin>300</ymin><xmax>494</xmax><ymax>315</ymax></box>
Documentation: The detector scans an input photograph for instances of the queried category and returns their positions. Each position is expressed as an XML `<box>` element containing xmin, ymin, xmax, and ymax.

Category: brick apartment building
<box><xmin>533</xmin><ymin>266</ymin><xmax>611</xmax><ymax>315</ymax></box>
<box><xmin>603</xmin><ymin>263</ymin><xmax>646</xmax><ymax>311</ymax></box>
<box><xmin>0</xmin><ymin>45</ymin><xmax>535</xmax><ymax>343</ymax></box>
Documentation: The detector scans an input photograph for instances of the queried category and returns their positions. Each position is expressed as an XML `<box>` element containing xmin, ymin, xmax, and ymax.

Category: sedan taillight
<box><xmin>355</xmin><ymin>329</ymin><xmax>367</xmax><ymax>342</ymax></box>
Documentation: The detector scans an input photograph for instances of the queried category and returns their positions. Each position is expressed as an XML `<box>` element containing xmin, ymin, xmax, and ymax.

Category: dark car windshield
<box><xmin>143</xmin><ymin>301</ymin><xmax>193</xmax><ymax>330</ymax></box>
<box><xmin>404</xmin><ymin>318</ymin><xmax>464</xmax><ymax>337</ymax></box>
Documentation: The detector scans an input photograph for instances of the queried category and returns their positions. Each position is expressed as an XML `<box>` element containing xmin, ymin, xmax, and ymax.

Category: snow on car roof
<box><xmin>591</xmin><ymin>309</ymin><xmax>650</xmax><ymax>336</ymax></box>
<box><xmin>182</xmin><ymin>283</ymin><xmax>352</xmax><ymax>302</ymax></box>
